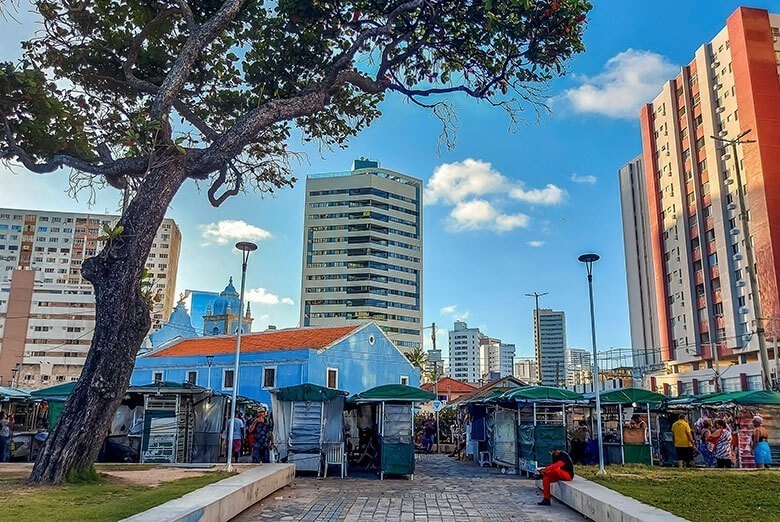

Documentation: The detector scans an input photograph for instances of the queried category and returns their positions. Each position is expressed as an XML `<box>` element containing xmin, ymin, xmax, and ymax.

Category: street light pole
<box><xmin>226</xmin><ymin>241</ymin><xmax>258</xmax><ymax>471</ymax></box>
<box><xmin>205</xmin><ymin>355</ymin><xmax>214</xmax><ymax>390</ymax></box>
<box><xmin>712</xmin><ymin>129</ymin><xmax>771</xmax><ymax>390</ymax></box>
<box><xmin>578</xmin><ymin>253</ymin><xmax>605</xmax><ymax>475</ymax></box>
<box><xmin>526</xmin><ymin>292</ymin><xmax>548</xmax><ymax>384</ymax></box>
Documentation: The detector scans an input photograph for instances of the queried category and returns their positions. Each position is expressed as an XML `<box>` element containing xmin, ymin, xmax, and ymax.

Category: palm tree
<box><xmin>405</xmin><ymin>346</ymin><xmax>428</xmax><ymax>373</ymax></box>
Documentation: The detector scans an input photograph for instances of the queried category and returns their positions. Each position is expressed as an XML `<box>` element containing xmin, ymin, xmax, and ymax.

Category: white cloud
<box><xmin>440</xmin><ymin>305</ymin><xmax>469</xmax><ymax>322</ymax></box>
<box><xmin>448</xmin><ymin>200</ymin><xmax>529</xmax><ymax>233</ymax></box>
<box><xmin>424</xmin><ymin>158</ymin><xmax>507</xmax><ymax>205</ymax></box>
<box><xmin>562</xmin><ymin>49</ymin><xmax>679</xmax><ymax>119</ymax></box>
<box><xmin>244</xmin><ymin>287</ymin><xmax>295</xmax><ymax>306</ymax></box>
<box><xmin>527</xmin><ymin>241</ymin><xmax>545</xmax><ymax>248</ymax></box>
<box><xmin>509</xmin><ymin>184</ymin><xmax>566</xmax><ymax>205</ymax></box>
<box><xmin>571</xmin><ymin>173</ymin><xmax>597</xmax><ymax>184</ymax></box>
<box><xmin>440</xmin><ymin>305</ymin><xmax>457</xmax><ymax>315</ymax></box>
<box><xmin>199</xmin><ymin>220</ymin><xmax>272</xmax><ymax>245</ymax></box>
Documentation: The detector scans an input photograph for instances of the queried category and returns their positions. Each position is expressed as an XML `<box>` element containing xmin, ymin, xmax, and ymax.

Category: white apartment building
<box><xmin>565</xmin><ymin>348</ymin><xmax>592</xmax><ymax>387</ymax></box>
<box><xmin>300</xmin><ymin>159</ymin><xmax>423</xmax><ymax>351</ymax></box>
<box><xmin>449</xmin><ymin>321</ymin><xmax>484</xmax><ymax>383</ymax></box>
<box><xmin>534</xmin><ymin>309</ymin><xmax>567</xmax><ymax>386</ymax></box>
<box><xmin>514</xmin><ymin>357</ymin><xmax>538</xmax><ymax>385</ymax></box>
<box><xmin>0</xmin><ymin>209</ymin><xmax>181</xmax><ymax>388</ymax></box>
<box><xmin>622</xmin><ymin>7</ymin><xmax>780</xmax><ymax>395</ymax></box>
<box><xmin>484</xmin><ymin>340</ymin><xmax>515</xmax><ymax>378</ymax></box>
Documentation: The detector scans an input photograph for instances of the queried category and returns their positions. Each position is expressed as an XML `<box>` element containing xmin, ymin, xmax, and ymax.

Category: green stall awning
<box><xmin>597</xmin><ymin>388</ymin><xmax>668</xmax><ymax>406</ymax></box>
<box><xmin>0</xmin><ymin>387</ymin><xmax>30</xmax><ymax>401</ymax></box>
<box><xmin>503</xmin><ymin>386</ymin><xmax>584</xmax><ymax>403</ymax></box>
<box><xmin>272</xmin><ymin>383</ymin><xmax>347</xmax><ymax>402</ymax></box>
<box><xmin>349</xmin><ymin>384</ymin><xmax>435</xmax><ymax>403</ymax></box>
<box><xmin>698</xmin><ymin>390</ymin><xmax>780</xmax><ymax>406</ymax></box>
<box><xmin>30</xmin><ymin>382</ymin><xmax>77</xmax><ymax>400</ymax></box>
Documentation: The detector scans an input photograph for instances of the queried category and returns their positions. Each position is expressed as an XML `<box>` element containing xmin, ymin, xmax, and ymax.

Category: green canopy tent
<box><xmin>698</xmin><ymin>390</ymin><xmax>780</xmax><ymax>406</ymax></box>
<box><xmin>591</xmin><ymin>388</ymin><xmax>668</xmax><ymax>466</ymax></box>
<box><xmin>30</xmin><ymin>382</ymin><xmax>78</xmax><ymax>428</ymax></box>
<box><xmin>347</xmin><ymin>384</ymin><xmax>435</xmax><ymax>480</ymax></box>
<box><xmin>270</xmin><ymin>384</ymin><xmax>349</xmax><ymax>476</ymax></box>
<box><xmin>497</xmin><ymin>386</ymin><xmax>585</xmax><ymax>475</ymax></box>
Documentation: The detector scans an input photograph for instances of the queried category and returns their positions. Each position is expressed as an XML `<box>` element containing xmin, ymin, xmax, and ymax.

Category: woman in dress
<box><xmin>751</xmin><ymin>416</ymin><xmax>772</xmax><ymax>469</ymax></box>
<box><xmin>709</xmin><ymin>419</ymin><xmax>733</xmax><ymax>468</ymax></box>
<box><xmin>699</xmin><ymin>418</ymin><xmax>716</xmax><ymax>467</ymax></box>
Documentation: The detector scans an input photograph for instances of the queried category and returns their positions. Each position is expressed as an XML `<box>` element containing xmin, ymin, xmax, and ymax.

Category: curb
<box><xmin>536</xmin><ymin>477</ymin><xmax>688</xmax><ymax>522</ymax></box>
<box><xmin>122</xmin><ymin>463</ymin><xmax>295</xmax><ymax>522</ymax></box>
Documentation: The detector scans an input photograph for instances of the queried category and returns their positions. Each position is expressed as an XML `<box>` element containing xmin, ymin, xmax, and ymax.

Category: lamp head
<box><xmin>578</xmin><ymin>253</ymin><xmax>600</xmax><ymax>264</ymax></box>
<box><xmin>235</xmin><ymin>241</ymin><xmax>258</xmax><ymax>252</ymax></box>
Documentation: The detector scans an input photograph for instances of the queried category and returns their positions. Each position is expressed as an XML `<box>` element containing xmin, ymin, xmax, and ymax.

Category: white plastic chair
<box><xmin>323</xmin><ymin>443</ymin><xmax>347</xmax><ymax>478</ymax></box>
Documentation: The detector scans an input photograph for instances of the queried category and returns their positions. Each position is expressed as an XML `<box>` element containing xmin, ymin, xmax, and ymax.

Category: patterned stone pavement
<box><xmin>236</xmin><ymin>455</ymin><xmax>586</xmax><ymax>521</ymax></box>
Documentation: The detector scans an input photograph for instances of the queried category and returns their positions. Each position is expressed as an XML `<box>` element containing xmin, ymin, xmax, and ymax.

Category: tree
<box><xmin>1</xmin><ymin>0</ymin><xmax>591</xmax><ymax>484</ymax></box>
<box><xmin>405</xmin><ymin>344</ymin><xmax>428</xmax><ymax>368</ymax></box>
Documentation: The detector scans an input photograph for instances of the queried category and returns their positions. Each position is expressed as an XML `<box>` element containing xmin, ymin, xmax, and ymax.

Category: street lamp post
<box><xmin>226</xmin><ymin>241</ymin><xmax>258</xmax><ymax>471</ymax></box>
<box><xmin>525</xmin><ymin>292</ymin><xmax>548</xmax><ymax>384</ymax></box>
<box><xmin>205</xmin><ymin>355</ymin><xmax>214</xmax><ymax>390</ymax></box>
<box><xmin>578</xmin><ymin>253</ymin><xmax>605</xmax><ymax>475</ymax></box>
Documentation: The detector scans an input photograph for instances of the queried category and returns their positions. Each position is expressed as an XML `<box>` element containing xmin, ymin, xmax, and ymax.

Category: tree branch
<box><xmin>207</xmin><ymin>163</ymin><xmax>241</xmax><ymax>207</ymax></box>
<box><xmin>150</xmin><ymin>0</ymin><xmax>247</xmax><ymax>119</ymax></box>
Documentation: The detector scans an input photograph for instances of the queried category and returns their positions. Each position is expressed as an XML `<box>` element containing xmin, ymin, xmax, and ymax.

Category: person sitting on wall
<box><xmin>536</xmin><ymin>449</ymin><xmax>574</xmax><ymax>506</ymax></box>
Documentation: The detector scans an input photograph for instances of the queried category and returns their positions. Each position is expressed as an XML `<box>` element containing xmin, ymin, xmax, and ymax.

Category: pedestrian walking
<box><xmin>0</xmin><ymin>411</ymin><xmax>13</xmax><ymax>462</ymax></box>
<box><xmin>248</xmin><ymin>407</ymin><xmax>273</xmax><ymax>463</ymax></box>
<box><xmin>422</xmin><ymin>413</ymin><xmax>436</xmax><ymax>453</ymax></box>
<box><xmin>224</xmin><ymin>413</ymin><xmax>244</xmax><ymax>463</ymax></box>
<box><xmin>671</xmin><ymin>413</ymin><xmax>695</xmax><ymax>468</ymax></box>
<box><xmin>751</xmin><ymin>415</ymin><xmax>772</xmax><ymax>469</ymax></box>
<box><xmin>698</xmin><ymin>418</ymin><xmax>716</xmax><ymax>467</ymax></box>
<box><xmin>537</xmin><ymin>449</ymin><xmax>574</xmax><ymax>506</ymax></box>
<box><xmin>709</xmin><ymin>419</ymin><xmax>733</xmax><ymax>468</ymax></box>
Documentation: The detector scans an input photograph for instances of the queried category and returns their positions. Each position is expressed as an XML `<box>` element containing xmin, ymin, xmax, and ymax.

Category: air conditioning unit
<box><xmin>722</xmin><ymin>153</ymin><xmax>731</xmax><ymax>161</ymax></box>
<box><xmin>716</xmin><ymin>106</ymin><xmax>726</xmax><ymax>113</ymax></box>
<box><xmin>733</xmin><ymin>253</ymin><xmax>743</xmax><ymax>261</ymax></box>
<box><xmin>736</xmin><ymin>280</ymin><xmax>747</xmax><ymax>288</ymax></box>
<box><xmin>712</xmin><ymin>61</ymin><xmax>721</xmax><ymax>68</ymax></box>
<box><xmin>727</xmin><ymin>203</ymin><xmax>737</xmax><ymax>210</ymax></box>
<box><xmin>724</xmin><ymin>178</ymin><xmax>735</xmax><ymax>185</ymax></box>
<box><xmin>742</xmin><ymin>334</ymin><xmax>753</xmax><ymax>342</ymax></box>
<box><xmin>730</xmin><ymin>228</ymin><xmax>740</xmax><ymax>235</ymax></box>
<box><xmin>739</xmin><ymin>307</ymin><xmax>750</xmax><ymax>315</ymax></box>
<box><xmin>719</xmin><ymin>130</ymin><xmax>729</xmax><ymax>137</ymax></box>
<box><xmin>714</xmin><ymin>84</ymin><xmax>723</xmax><ymax>90</ymax></box>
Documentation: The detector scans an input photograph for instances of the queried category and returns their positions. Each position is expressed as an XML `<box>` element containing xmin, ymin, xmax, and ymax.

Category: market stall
<box><xmin>347</xmin><ymin>384</ymin><xmax>435</xmax><ymax>480</ymax></box>
<box><xmin>594</xmin><ymin>388</ymin><xmax>667</xmax><ymax>465</ymax></box>
<box><xmin>271</xmin><ymin>383</ymin><xmax>347</xmax><ymax>475</ymax></box>
<box><xmin>501</xmin><ymin>386</ymin><xmax>584</xmax><ymax>475</ymax></box>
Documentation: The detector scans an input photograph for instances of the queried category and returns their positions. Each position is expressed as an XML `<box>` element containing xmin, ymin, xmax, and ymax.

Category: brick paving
<box><xmin>236</xmin><ymin>455</ymin><xmax>586</xmax><ymax>521</ymax></box>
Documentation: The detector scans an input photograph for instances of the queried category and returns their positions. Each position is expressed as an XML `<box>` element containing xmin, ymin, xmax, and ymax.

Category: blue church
<box><xmin>132</xmin><ymin>322</ymin><xmax>420</xmax><ymax>404</ymax></box>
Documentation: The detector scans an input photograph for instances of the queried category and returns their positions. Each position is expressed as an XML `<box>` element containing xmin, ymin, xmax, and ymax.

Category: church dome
<box><xmin>211</xmin><ymin>277</ymin><xmax>241</xmax><ymax>315</ymax></box>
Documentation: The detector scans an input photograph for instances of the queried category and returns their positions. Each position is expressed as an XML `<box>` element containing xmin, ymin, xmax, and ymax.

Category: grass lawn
<box><xmin>578</xmin><ymin>465</ymin><xmax>780</xmax><ymax>522</ymax></box>
<box><xmin>0</xmin><ymin>469</ymin><xmax>233</xmax><ymax>521</ymax></box>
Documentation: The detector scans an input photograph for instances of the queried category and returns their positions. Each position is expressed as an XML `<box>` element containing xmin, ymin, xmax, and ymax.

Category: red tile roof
<box><xmin>149</xmin><ymin>325</ymin><xmax>361</xmax><ymax>358</ymax></box>
<box><xmin>421</xmin><ymin>377</ymin><xmax>477</xmax><ymax>394</ymax></box>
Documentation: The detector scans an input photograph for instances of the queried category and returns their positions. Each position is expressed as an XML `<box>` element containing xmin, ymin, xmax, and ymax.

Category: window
<box><xmin>263</xmin><ymin>367</ymin><xmax>276</xmax><ymax>389</ymax></box>
<box><xmin>186</xmin><ymin>371</ymin><xmax>197</xmax><ymax>385</ymax></box>
<box><xmin>326</xmin><ymin>368</ymin><xmax>338</xmax><ymax>389</ymax></box>
<box><xmin>400</xmin><ymin>376</ymin><xmax>409</xmax><ymax>386</ymax></box>
<box><xmin>708</xmin><ymin>252</ymin><xmax>718</xmax><ymax>266</ymax></box>
<box><xmin>713</xmin><ymin>302</ymin><xmax>724</xmax><ymax>316</ymax></box>
<box><xmin>223</xmin><ymin>369</ymin><xmax>235</xmax><ymax>389</ymax></box>
<box><xmin>153</xmin><ymin>371</ymin><xmax>163</xmax><ymax>383</ymax></box>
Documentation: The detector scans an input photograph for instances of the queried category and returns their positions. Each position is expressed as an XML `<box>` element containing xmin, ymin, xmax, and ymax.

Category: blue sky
<box><xmin>1</xmin><ymin>1</ymin><xmax>776</xmax><ymax>361</ymax></box>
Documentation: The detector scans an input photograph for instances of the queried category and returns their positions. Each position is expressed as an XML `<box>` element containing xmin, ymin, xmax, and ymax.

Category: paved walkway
<box><xmin>236</xmin><ymin>455</ymin><xmax>586</xmax><ymax>521</ymax></box>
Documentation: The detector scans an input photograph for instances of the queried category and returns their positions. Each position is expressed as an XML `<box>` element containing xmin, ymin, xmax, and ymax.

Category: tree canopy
<box><xmin>2</xmin><ymin>0</ymin><xmax>591</xmax><ymax>206</ymax></box>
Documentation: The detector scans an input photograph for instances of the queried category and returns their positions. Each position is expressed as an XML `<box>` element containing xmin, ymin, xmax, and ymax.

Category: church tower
<box><xmin>202</xmin><ymin>277</ymin><xmax>253</xmax><ymax>336</ymax></box>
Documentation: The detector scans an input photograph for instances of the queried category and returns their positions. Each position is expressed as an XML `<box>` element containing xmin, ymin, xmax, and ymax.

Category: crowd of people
<box><xmin>672</xmin><ymin>413</ymin><xmax>772</xmax><ymax>468</ymax></box>
<box><xmin>223</xmin><ymin>405</ymin><xmax>274</xmax><ymax>463</ymax></box>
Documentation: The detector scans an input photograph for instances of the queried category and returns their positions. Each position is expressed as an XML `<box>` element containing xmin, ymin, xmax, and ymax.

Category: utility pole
<box><xmin>710</xmin><ymin>342</ymin><xmax>721</xmax><ymax>393</ymax></box>
<box><xmin>526</xmin><ymin>292</ymin><xmax>548</xmax><ymax>384</ymax></box>
<box><xmin>432</xmin><ymin>322</ymin><xmax>440</xmax><ymax>453</ymax></box>
<box><xmin>713</xmin><ymin>129</ymin><xmax>771</xmax><ymax>390</ymax></box>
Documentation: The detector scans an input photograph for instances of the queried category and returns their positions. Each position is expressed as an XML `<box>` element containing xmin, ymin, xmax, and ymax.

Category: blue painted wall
<box><xmin>131</xmin><ymin>324</ymin><xmax>420</xmax><ymax>405</ymax></box>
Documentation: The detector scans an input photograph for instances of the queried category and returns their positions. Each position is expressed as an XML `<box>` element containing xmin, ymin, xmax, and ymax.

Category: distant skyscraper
<box><xmin>481</xmin><ymin>337</ymin><xmax>515</xmax><ymax>378</ymax></box>
<box><xmin>622</xmin><ymin>6</ymin><xmax>780</xmax><ymax>394</ymax></box>
<box><xmin>449</xmin><ymin>320</ymin><xmax>483</xmax><ymax>383</ymax></box>
<box><xmin>534</xmin><ymin>309</ymin><xmax>567</xmax><ymax>387</ymax></box>
<box><xmin>514</xmin><ymin>357</ymin><xmax>538</xmax><ymax>385</ymax></box>
<box><xmin>300</xmin><ymin>159</ymin><xmax>423</xmax><ymax>351</ymax></box>
<box><xmin>565</xmin><ymin>348</ymin><xmax>592</xmax><ymax>387</ymax></box>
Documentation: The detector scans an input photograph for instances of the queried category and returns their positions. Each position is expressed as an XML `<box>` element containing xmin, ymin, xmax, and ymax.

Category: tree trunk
<box><xmin>29</xmin><ymin>155</ymin><xmax>189</xmax><ymax>484</ymax></box>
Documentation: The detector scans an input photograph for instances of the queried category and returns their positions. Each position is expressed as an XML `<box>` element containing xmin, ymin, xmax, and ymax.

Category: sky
<box><xmin>1</xmin><ymin>1</ymin><xmax>777</xmax><ymax>362</ymax></box>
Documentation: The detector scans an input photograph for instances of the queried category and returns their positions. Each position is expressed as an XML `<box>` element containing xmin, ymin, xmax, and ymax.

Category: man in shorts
<box><xmin>671</xmin><ymin>413</ymin><xmax>695</xmax><ymax>467</ymax></box>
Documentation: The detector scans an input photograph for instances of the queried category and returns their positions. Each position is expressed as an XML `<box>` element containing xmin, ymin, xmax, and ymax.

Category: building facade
<box><xmin>625</xmin><ymin>7</ymin><xmax>780</xmax><ymax>394</ymax></box>
<box><xmin>299</xmin><ymin>160</ymin><xmax>423</xmax><ymax>351</ymax></box>
<box><xmin>484</xmin><ymin>340</ymin><xmax>515</xmax><ymax>378</ymax></box>
<box><xmin>534</xmin><ymin>309</ymin><xmax>567</xmax><ymax>387</ymax></box>
<box><xmin>202</xmin><ymin>278</ymin><xmax>253</xmax><ymax>336</ymax></box>
<box><xmin>565</xmin><ymin>348</ymin><xmax>592</xmax><ymax>388</ymax></box>
<box><xmin>0</xmin><ymin>208</ymin><xmax>180</xmax><ymax>330</ymax></box>
<box><xmin>514</xmin><ymin>357</ymin><xmax>538</xmax><ymax>385</ymax></box>
<box><xmin>131</xmin><ymin>323</ymin><xmax>420</xmax><ymax>405</ymax></box>
<box><xmin>449</xmin><ymin>321</ymin><xmax>485</xmax><ymax>383</ymax></box>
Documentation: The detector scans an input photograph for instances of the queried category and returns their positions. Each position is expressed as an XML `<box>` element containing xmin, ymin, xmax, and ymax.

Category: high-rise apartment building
<box><xmin>0</xmin><ymin>209</ymin><xmax>181</xmax><ymax>388</ymax></box>
<box><xmin>482</xmin><ymin>338</ymin><xmax>516</xmax><ymax>378</ymax></box>
<box><xmin>619</xmin><ymin>156</ymin><xmax>664</xmax><ymax>370</ymax></box>
<box><xmin>623</xmin><ymin>7</ymin><xmax>780</xmax><ymax>395</ymax></box>
<box><xmin>449</xmin><ymin>321</ymin><xmax>484</xmax><ymax>383</ymax></box>
<box><xmin>300</xmin><ymin>159</ymin><xmax>423</xmax><ymax>351</ymax></box>
<box><xmin>514</xmin><ymin>357</ymin><xmax>538</xmax><ymax>385</ymax></box>
<box><xmin>565</xmin><ymin>348</ymin><xmax>592</xmax><ymax>388</ymax></box>
<box><xmin>534</xmin><ymin>309</ymin><xmax>567</xmax><ymax>386</ymax></box>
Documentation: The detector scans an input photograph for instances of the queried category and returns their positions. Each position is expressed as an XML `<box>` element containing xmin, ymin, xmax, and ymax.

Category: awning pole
<box><xmin>619</xmin><ymin>404</ymin><xmax>625</xmax><ymax>464</ymax></box>
<box><xmin>647</xmin><ymin>403</ymin><xmax>653</xmax><ymax>466</ymax></box>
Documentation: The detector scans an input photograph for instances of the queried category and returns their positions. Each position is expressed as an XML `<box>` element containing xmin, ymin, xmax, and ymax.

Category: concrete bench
<box><xmin>123</xmin><ymin>463</ymin><xmax>295</xmax><ymax>522</ymax></box>
<box><xmin>537</xmin><ymin>476</ymin><xmax>688</xmax><ymax>522</ymax></box>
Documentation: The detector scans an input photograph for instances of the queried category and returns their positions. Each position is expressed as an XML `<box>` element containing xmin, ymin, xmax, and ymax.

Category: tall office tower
<box><xmin>449</xmin><ymin>320</ymin><xmax>484</xmax><ymax>383</ymax></box>
<box><xmin>534</xmin><ymin>309</ymin><xmax>567</xmax><ymax>387</ymax></box>
<box><xmin>565</xmin><ymin>348</ymin><xmax>592</xmax><ymax>387</ymax></box>
<box><xmin>619</xmin><ymin>156</ymin><xmax>663</xmax><ymax>370</ymax></box>
<box><xmin>0</xmin><ymin>208</ymin><xmax>181</xmax><ymax>330</ymax></box>
<box><xmin>514</xmin><ymin>357</ymin><xmax>538</xmax><ymax>385</ymax></box>
<box><xmin>300</xmin><ymin>159</ymin><xmax>423</xmax><ymax>351</ymax></box>
<box><xmin>630</xmin><ymin>7</ymin><xmax>780</xmax><ymax>394</ymax></box>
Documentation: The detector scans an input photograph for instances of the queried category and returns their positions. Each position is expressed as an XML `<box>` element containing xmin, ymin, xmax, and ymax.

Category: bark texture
<box><xmin>28</xmin><ymin>155</ymin><xmax>188</xmax><ymax>484</ymax></box>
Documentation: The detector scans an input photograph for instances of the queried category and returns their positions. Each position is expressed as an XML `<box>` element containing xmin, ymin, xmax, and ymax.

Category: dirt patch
<box><xmin>102</xmin><ymin>468</ymin><xmax>209</xmax><ymax>487</ymax></box>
